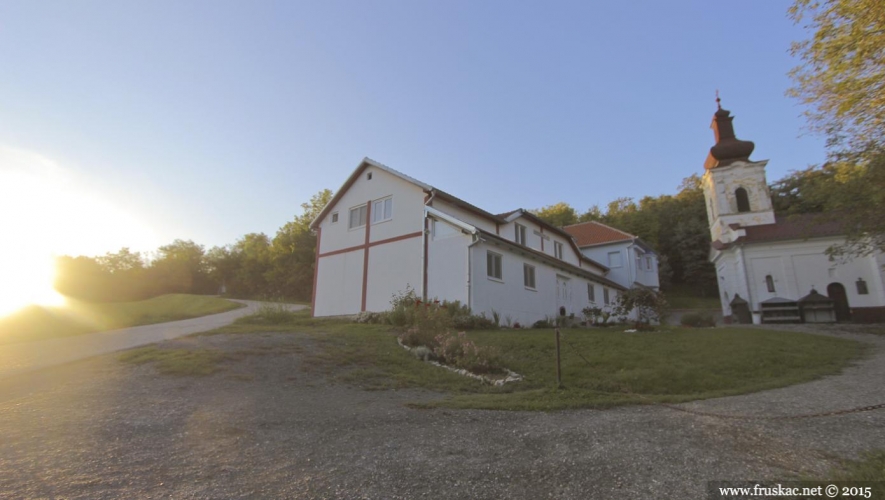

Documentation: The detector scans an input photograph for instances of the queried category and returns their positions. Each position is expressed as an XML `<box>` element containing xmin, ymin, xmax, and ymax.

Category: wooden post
<box><xmin>555</xmin><ymin>327</ymin><xmax>562</xmax><ymax>388</ymax></box>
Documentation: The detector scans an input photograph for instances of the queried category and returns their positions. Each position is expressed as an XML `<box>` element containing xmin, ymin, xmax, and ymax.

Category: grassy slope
<box><xmin>0</xmin><ymin>294</ymin><xmax>243</xmax><ymax>345</ymax></box>
<box><xmin>206</xmin><ymin>310</ymin><xmax>866</xmax><ymax>411</ymax></box>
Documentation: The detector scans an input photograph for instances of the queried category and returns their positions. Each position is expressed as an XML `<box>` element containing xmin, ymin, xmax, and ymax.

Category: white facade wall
<box><xmin>578</xmin><ymin>242</ymin><xmax>659</xmax><ymax>290</ymax></box>
<box><xmin>469</xmin><ymin>240</ymin><xmax>619</xmax><ymax>326</ymax></box>
<box><xmin>426</xmin><ymin>217</ymin><xmax>472</xmax><ymax>305</ymax></box>
<box><xmin>713</xmin><ymin>237</ymin><xmax>885</xmax><ymax>319</ymax></box>
<box><xmin>314</xmin><ymin>165</ymin><xmax>427</xmax><ymax>316</ymax></box>
<box><xmin>314</xmin><ymin>250</ymin><xmax>364</xmax><ymax>316</ymax></box>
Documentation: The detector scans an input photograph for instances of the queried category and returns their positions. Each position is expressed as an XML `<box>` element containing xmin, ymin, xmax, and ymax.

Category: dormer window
<box><xmin>515</xmin><ymin>223</ymin><xmax>526</xmax><ymax>246</ymax></box>
<box><xmin>735</xmin><ymin>187</ymin><xmax>751</xmax><ymax>213</ymax></box>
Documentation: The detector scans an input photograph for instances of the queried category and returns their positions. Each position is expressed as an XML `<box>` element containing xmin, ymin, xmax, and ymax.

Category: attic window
<box><xmin>735</xmin><ymin>187</ymin><xmax>751</xmax><ymax>213</ymax></box>
<box><xmin>765</xmin><ymin>275</ymin><xmax>776</xmax><ymax>293</ymax></box>
<box><xmin>331</xmin><ymin>212</ymin><xmax>339</xmax><ymax>224</ymax></box>
<box><xmin>515</xmin><ymin>223</ymin><xmax>526</xmax><ymax>246</ymax></box>
<box><xmin>857</xmin><ymin>278</ymin><xmax>869</xmax><ymax>295</ymax></box>
<box><xmin>367</xmin><ymin>172</ymin><xmax>373</xmax><ymax>180</ymax></box>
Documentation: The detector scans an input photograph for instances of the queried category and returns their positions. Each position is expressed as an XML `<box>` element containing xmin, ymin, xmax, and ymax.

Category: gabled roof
<box><xmin>712</xmin><ymin>213</ymin><xmax>845</xmax><ymax>250</ymax></box>
<box><xmin>310</xmin><ymin>157</ymin><xmax>505</xmax><ymax>230</ymax></box>
<box><xmin>563</xmin><ymin>221</ymin><xmax>635</xmax><ymax>247</ymax></box>
<box><xmin>311</xmin><ymin>158</ymin><xmax>612</xmax><ymax>272</ymax></box>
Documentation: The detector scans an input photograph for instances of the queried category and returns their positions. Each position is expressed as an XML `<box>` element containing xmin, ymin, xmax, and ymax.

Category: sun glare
<box><xmin>0</xmin><ymin>146</ymin><xmax>158</xmax><ymax>317</ymax></box>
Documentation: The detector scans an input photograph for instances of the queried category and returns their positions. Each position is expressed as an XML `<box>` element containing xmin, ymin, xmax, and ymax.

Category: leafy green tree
<box><xmin>266</xmin><ymin>189</ymin><xmax>333</xmax><ymax>300</ymax></box>
<box><xmin>149</xmin><ymin>239</ymin><xmax>211</xmax><ymax>294</ymax></box>
<box><xmin>788</xmin><ymin>0</ymin><xmax>885</xmax><ymax>149</ymax></box>
<box><xmin>532</xmin><ymin>202</ymin><xmax>579</xmax><ymax>227</ymax></box>
<box><xmin>788</xmin><ymin>0</ymin><xmax>885</xmax><ymax>257</ymax></box>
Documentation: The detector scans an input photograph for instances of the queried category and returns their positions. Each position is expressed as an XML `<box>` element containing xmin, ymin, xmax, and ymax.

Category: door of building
<box><xmin>827</xmin><ymin>282</ymin><xmax>851</xmax><ymax>322</ymax></box>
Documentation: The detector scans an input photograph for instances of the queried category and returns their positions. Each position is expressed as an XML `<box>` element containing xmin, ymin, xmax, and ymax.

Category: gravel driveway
<box><xmin>0</xmin><ymin>324</ymin><xmax>882</xmax><ymax>499</ymax></box>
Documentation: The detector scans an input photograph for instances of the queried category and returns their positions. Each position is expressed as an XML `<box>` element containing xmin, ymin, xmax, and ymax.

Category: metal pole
<box><xmin>555</xmin><ymin>327</ymin><xmax>562</xmax><ymax>388</ymax></box>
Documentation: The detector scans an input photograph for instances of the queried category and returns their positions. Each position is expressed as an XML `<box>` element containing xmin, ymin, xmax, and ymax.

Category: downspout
<box><xmin>467</xmin><ymin>233</ymin><xmax>483</xmax><ymax>313</ymax></box>
<box><xmin>421</xmin><ymin>190</ymin><xmax>437</xmax><ymax>301</ymax></box>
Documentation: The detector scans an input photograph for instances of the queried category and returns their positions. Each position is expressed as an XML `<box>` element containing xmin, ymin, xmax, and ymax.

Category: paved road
<box><xmin>0</xmin><ymin>300</ymin><xmax>307</xmax><ymax>379</ymax></box>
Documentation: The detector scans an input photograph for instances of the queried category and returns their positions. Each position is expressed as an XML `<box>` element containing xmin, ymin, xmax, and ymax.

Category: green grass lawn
<box><xmin>0</xmin><ymin>294</ymin><xmax>243</xmax><ymax>345</ymax></box>
<box><xmin>206</xmin><ymin>310</ymin><xmax>866</xmax><ymax>411</ymax></box>
<box><xmin>828</xmin><ymin>451</ymin><xmax>885</xmax><ymax>481</ymax></box>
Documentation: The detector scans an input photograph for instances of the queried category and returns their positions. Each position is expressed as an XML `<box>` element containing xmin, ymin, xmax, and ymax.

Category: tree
<box><xmin>532</xmin><ymin>202</ymin><xmax>579</xmax><ymax>227</ymax></box>
<box><xmin>266</xmin><ymin>189</ymin><xmax>333</xmax><ymax>300</ymax></box>
<box><xmin>788</xmin><ymin>0</ymin><xmax>885</xmax><ymax>257</ymax></box>
<box><xmin>788</xmin><ymin>0</ymin><xmax>885</xmax><ymax>150</ymax></box>
<box><xmin>149</xmin><ymin>239</ymin><xmax>211</xmax><ymax>294</ymax></box>
<box><xmin>613</xmin><ymin>287</ymin><xmax>670</xmax><ymax>326</ymax></box>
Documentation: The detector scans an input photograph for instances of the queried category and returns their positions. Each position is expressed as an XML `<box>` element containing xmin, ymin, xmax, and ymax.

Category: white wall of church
<box><xmin>714</xmin><ymin>237</ymin><xmax>885</xmax><ymax>318</ymax></box>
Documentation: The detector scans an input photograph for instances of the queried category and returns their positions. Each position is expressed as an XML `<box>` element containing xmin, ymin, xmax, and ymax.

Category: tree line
<box><xmin>55</xmin><ymin>190</ymin><xmax>332</xmax><ymax>303</ymax></box>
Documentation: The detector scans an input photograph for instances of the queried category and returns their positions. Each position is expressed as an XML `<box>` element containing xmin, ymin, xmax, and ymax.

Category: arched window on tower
<box><xmin>735</xmin><ymin>187</ymin><xmax>751</xmax><ymax>213</ymax></box>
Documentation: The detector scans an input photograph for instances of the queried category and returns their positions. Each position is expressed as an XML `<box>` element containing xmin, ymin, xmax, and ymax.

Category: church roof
<box><xmin>713</xmin><ymin>213</ymin><xmax>845</xmax><ymax>249</ymax></box>
<box><xmin>742</xmin><ymin>213</ymin><xmax>844</xmax><ymax>243</ymax></box>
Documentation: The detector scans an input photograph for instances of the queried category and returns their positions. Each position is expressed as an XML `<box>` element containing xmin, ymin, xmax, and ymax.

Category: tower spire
<box><xmin>704</xmin><ymin>97</ymin><xmax>755</xmax><ymax>169</ymax></box>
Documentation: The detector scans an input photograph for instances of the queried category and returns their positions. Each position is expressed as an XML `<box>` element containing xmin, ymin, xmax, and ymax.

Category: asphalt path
<box><xmin>0</xmin><ymin>300</ymin><xmax>307</xmax><ymax>379</ymax></box>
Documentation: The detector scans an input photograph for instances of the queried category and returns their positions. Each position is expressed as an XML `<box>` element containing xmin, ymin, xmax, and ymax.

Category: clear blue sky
<box><xmin>0</xmin><ymin>0</ymin><xmax>825</xmax><ymax>257</ymax></box>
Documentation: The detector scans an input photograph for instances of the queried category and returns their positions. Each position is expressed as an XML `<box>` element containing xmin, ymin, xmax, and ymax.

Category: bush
<box><xmin>680</xmin><ymin>312</ymin><xmax>716</xmax><ymax>327</ymax></box>
<box><xmin>433</xmin><ymin>331</ymin><xmax>503</xmax><ymax>375</ymax></box>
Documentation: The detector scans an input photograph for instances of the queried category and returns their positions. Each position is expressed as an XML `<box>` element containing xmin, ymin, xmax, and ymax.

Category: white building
<box><xmin>702</xmin><ymin>102</ymin><xmax>885</xmax><ymax>323</ymax></box>
<box><xmin>564</xmin><ymin>221</ymin><xmax>660</xmax><ymax>291</ymax></box>
<box><xmin>309</xmin><ymin>158</ymin><xmax>626</xmax><ymax>325</ymax></box>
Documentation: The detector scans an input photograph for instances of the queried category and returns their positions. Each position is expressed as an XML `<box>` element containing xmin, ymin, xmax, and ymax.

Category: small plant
<box><xmin>504</xmin><ymin>315</ymin><xmax>513</xmax><ymax>328</ymax></box>
<box><xmin>491</xmin><ymin>309</ymin><xmax>500</xmax><ymax>327</ymax></box>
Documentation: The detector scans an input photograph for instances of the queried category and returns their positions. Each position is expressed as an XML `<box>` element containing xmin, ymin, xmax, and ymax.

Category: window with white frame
<box><xmin>515</xmin><ymin>223</ymin><xmax>526</xmax><ymax>246</ymax></box>
<box><xmin>523</xmin><ymin>264</ymin><xmax>536</xmax><ymax>289</ymax></box>
<box><xmin>349</xmin><ymin>204</ymin><xmax>367</xmax><ymax>229</ymax></box>
<box><xmin>554</xmin><ymin>241</ymin><xmax>563</xmax><ymax>259</ymax></box>
<box><xmin>372</xmin><ymin>196</ymin><xmax>393</xmax><ymax>224</ymax></box>
<box><xmin>331</xmin><ymin>212</ymin><xmax>339</xmax><ymax>224</ymax></box>
<box><xmin>587</xmin><ymin>283</ymin><xmax>595</xmax><ymax>302</ymax></box>
<box><xmin>603</xmin><ymin>287</ymin><xmax>610</xmax><ymax>305</ymax></box>
<box><xmin>487</xmin><ymin>251</ymin><xmax>503</xmax><ymax>280</ymax></box>
<box><xmin>646</xmin><ymin>256</ymin><xmax>653</xmax><ymax>270</ymax></box>
<box><xmin>636</xmin><ymin>254</ymin><xmax>642</xmax><ymax>270</ymax></box>
<box><xmin>607</xmin><ymin>251</ymin><xmax>622</xmax><ymax>268</ymax></box>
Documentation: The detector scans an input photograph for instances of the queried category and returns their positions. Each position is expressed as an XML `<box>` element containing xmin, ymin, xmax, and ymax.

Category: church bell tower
<box><xmin>701</xmin><ymin>98</ymin><xmax>775</xmax><ymax>244</ymax></box>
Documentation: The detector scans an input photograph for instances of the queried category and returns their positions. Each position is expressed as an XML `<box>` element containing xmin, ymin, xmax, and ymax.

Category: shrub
<box><xmin>680</xmin><ymin>312</ymin><xmax>716</xmax><ymax>327</ymax></box>
<box><xmin>613</xmin><ymin>287</ymin><xmax>670</xmax><ymax>325</ymax></box>
<box><xmin>433</xmin><ymin>331</ymin><xmax>503</xmax><ymax>375</ymax></box>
